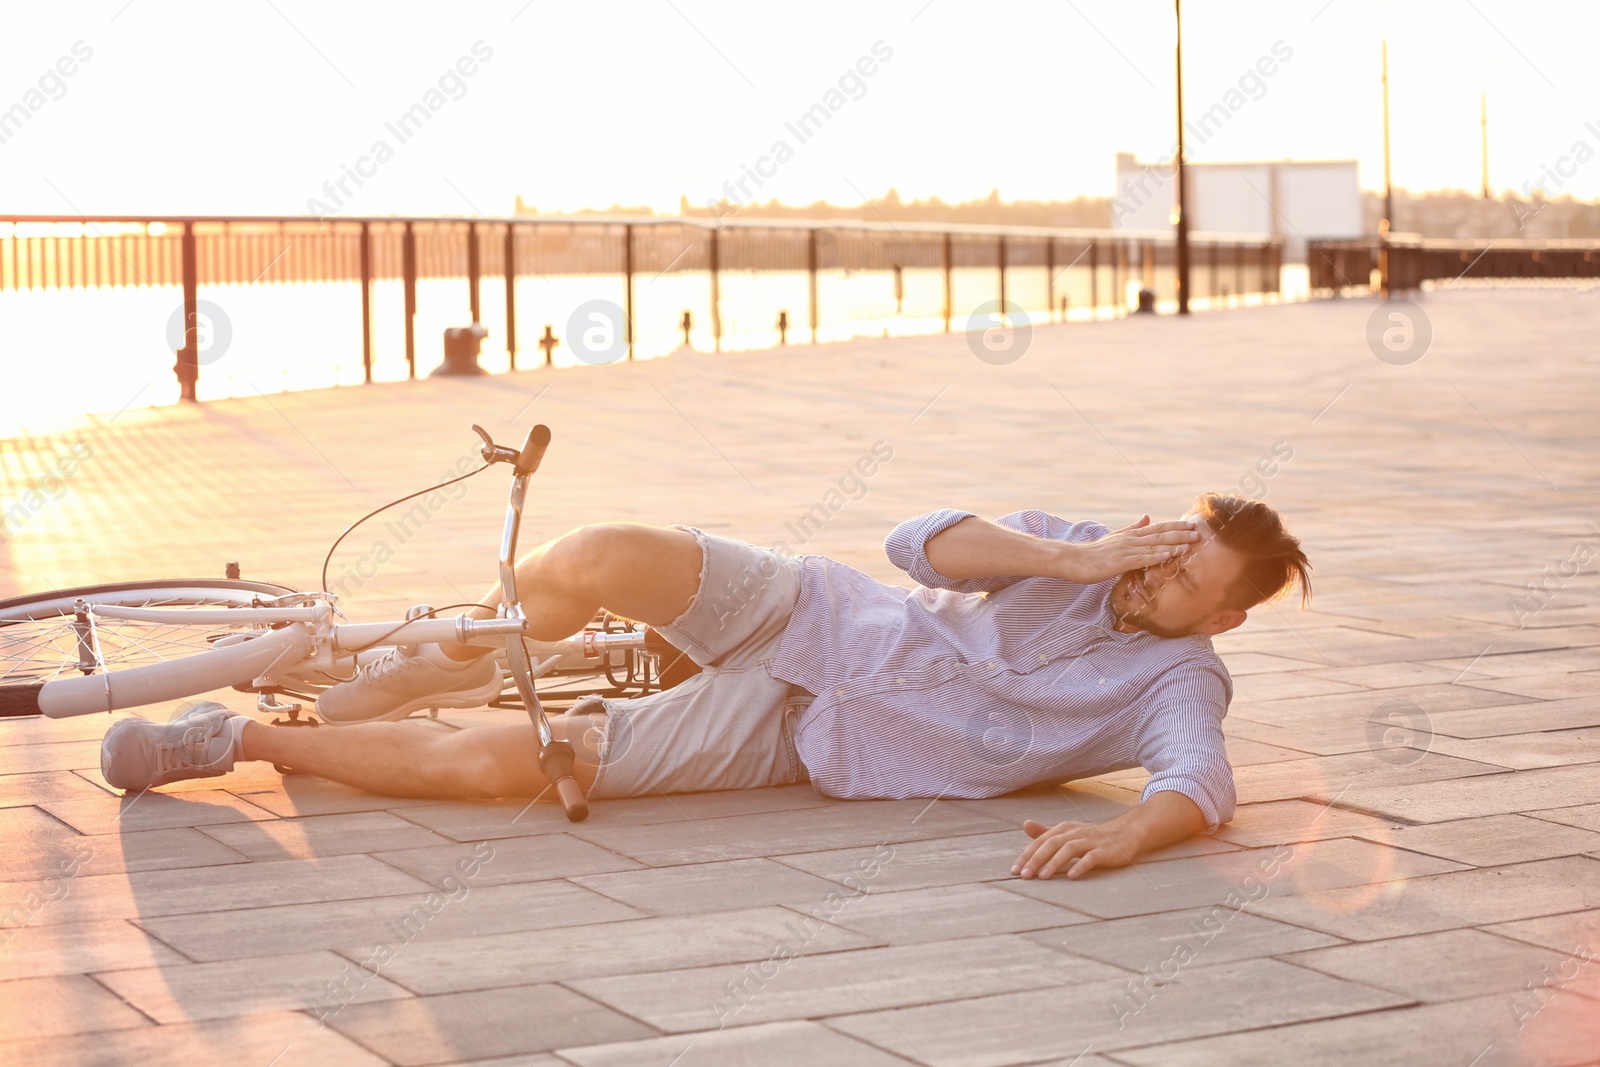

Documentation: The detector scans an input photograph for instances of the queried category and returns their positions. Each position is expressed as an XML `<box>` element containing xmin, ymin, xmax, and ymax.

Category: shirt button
<box><xmin>895</xmin><ymin>677</ymin><xmax>905</xmax><ymax>686</ymax></box>
<box><xmin>1098</xmin><ymin>678</ymin><xmax>1106</xmax><ymax>685</ymax></box>
<box><xmin>836</xmin><ymin>688</ymin><xmax>845</xmax><ymax>698</ymax></box>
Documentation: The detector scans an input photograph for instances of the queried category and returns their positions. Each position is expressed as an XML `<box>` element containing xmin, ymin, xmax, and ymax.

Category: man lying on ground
<box><xmin>101</xmin><ymin>492</ymin><xmax>1311</xmax><ymax>881</ymax></box>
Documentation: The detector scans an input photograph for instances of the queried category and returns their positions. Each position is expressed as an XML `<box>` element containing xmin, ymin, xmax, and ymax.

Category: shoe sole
<box><xmin>317</xmin><ymin>669</ymin><xmax>508</xmax><ymax>725</ymax></box>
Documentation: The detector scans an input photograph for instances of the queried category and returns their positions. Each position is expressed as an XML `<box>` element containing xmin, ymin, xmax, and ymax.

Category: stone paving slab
<box><xmin>0</xmin><ymin>974</ymin><xmax>151</xmax><ymax>1043</ymax></box>
<box><xmin>95</xmin><ymin>950</ymin><xmax>412</xmax><ymax>1023</ymax></box>
<box><xmin>567</xmin><ymin>933</ymin><xmax>1123</xmax><ymax>1034</ymax></box>
<box><xmin>0</xmin><ymin>919</ymin><xmax>188</xmax><ymax>983</ymax></box>
<box><xmin>1113</xmin><ymin>991</ymin><xmax>1600</xmax><ymax>1067</ymax></box>
<box><xmin>0</xmin><ymin>853</ymin><xmax>434</xmax><ymax>929</ymax></box>
<box><xmin>38</xmin><ymin>789</ymin><xmax>281</xmax><ymax>834</ymax></box>
<box><xmin>376</xmin><ymin>906</ymin><xmax>882</xmax><ymax>995</ymax></box>
<box><xmin>3</xmin><ymin>288</ymin><xmax>1599</xmax><ymax>1063</ymax></box>
<box><xmin>1354</xmin><ymin>812</ymin><xmax>1600</xmax><ymax>867</ymax></box>
<box><xmin>557</xmin><ymin>1020</ymin><xmax>916</xmax><ymax>1067</ymax></box>
<box><xmin>325</xmin><ymin>984</ymin><xmax>658</xmax><ymax>1065</ymax></box>
<box><xmin>824</xmin><ymin>957</ymin><xmax>1412</xmax><ymax>1065</ymax></box>
<box><xmin>569</xmin><ymin>857</ymin><xmax>847</xmax><ymax>915</ymax></box>
<box><xmin>194</xmin><ymin>810</ymin><xmax>457</xmax><ymax>861</ymax></box>
<box><xmin>135</xmin><ymin>878</ymin><xmax>650</xmax><ymax>962</ymax></box>
<box><xmin>1281</xmin><ymin>926</ymin><xmax>1575</xmax><ymax>1002</ymax></box>
<box><xmin>1249</xmin><ymin>856</ymin><xmax>1600</xmax><ymax>941</ymax></box>
<box><xmin>0</xmin><ymin>1010</ymin><xmax>389</xmax><ymax>1067</ymax></box>
<box><xmin>5</xmin><ymin>822</ymin><xmax>249</xmax><ymax>879</ymax></box>
<box><xmin>1026</xmin><ymin>906</ymin><xmax>1343</xmax><ymax>970</ymax></box>
<box><xmin>1001</xmin><ymin>837</ymin><xmax>1466</xmax><ymax>920</ymax></box>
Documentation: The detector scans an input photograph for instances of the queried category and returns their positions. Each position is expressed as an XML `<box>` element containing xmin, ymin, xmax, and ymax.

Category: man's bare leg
<box><xmin>438</xmin><ymin>522</ymin><xmax>704</xmax><ymax>658</ymax></box>
<box><xmin>239</xmin><ymin>718</ymin><xmax>599</xmax><ymax>799</ymax></box>
<box><xmin>248</xmin><ymin>522</ymin><xmax>701</xmax><ymax>794</ymax></box>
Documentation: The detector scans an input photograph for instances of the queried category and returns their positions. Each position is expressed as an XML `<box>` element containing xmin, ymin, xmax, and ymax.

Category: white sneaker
<box><xmin>317</xmin><ymin>643</ymin><xmax>504</xmax><ymax>724</ymax></box>
<box><xmin>100</xmin><ymin>702</ymin><xmax>245</xmax><ymax>792</ymax></box>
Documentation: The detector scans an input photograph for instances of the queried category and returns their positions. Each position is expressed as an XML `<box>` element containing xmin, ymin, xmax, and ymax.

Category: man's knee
<box><xmin>549</xmin><ymin>524</ymin><xmax>639</xmax><ymax>587</ymax></box>
<box><xmin>556</xmin><ymin>523</ymin><xmax>698</xmax><ymax>599</ymax></box>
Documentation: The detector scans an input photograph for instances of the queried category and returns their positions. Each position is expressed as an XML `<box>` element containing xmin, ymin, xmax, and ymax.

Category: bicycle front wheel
<box><xmin>0</xmin><ymin>579</ymin><xmax>298</xmax><ymax>717</ymax></box>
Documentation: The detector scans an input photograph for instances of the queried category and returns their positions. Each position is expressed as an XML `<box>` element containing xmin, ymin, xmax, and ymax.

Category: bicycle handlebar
<box><xmin>514</xmin><ymin>424</ymin><xmax>551</xmax><ymax>476</ymax></box>
<box><xmin>333</xmin><ymin>615</ymin><xmax>526</xmax><ymax>652</ymax></box>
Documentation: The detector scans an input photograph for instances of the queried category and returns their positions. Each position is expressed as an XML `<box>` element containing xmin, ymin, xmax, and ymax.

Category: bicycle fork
<box><xmin>480</xmin><ymin>423</ymin><xmax>589</xmax><ymax>822</ymax></box>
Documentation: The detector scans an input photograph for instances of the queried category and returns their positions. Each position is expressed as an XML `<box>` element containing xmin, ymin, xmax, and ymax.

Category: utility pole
<box><xmin>1174</xmin><ymin>0</ymin><xmax>1191</xmax><ymax>315</ymax></box>
<box><xmin>1379</xmin><ymin>38</ymin><xmax>1393</xmax><ymax>296</ymax></box>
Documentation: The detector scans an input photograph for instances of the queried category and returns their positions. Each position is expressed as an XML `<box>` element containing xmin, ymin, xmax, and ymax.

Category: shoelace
<box><xmin>355</xmin><ymin>649</ymin><xmax>424</xmax><ymax>686</ymax></box>
<box><xmin>156</xmin><ymin>724</ymin><xmax>214</xmax><ymax>774</ymax></box>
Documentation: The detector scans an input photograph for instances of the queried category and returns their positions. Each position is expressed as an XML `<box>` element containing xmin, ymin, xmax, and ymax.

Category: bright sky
<box><xmin>1</xmin><ymin>0</ymin><xmax>1595</xmax><ymax>218</ymax></box>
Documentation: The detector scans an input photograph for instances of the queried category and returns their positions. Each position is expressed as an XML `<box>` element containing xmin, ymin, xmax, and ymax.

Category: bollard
<box><xmin>777</xmin><ymin>310</ymin><xmax>789</xmax><ymax>345</ymax></box>
<box><xmin>1136</xmin><ymin>288</ymin><xmax>1156</xmax><ymax>314</ymax></box>
<box><xmin>680</xmin><ymin>310</ymin><xmax>693</xmax><ymax>349</ymax></box>
<box><xmin>432</xmin><ymin>323</ymin><xmax>489</xmax><ymax>376</ymax></box>
<box><xmin>538</xmin><ymin>325</ymin><xmax>559</xmax><ymax>367</ymax></box>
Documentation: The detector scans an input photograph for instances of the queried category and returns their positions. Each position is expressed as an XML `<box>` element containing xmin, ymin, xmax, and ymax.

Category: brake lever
<box><xmin>471</xmin><ymin>423</ymin><xmax>522</xmax><ymax>466</ymax></box>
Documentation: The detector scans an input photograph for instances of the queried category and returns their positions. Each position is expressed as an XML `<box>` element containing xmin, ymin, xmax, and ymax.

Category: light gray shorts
<box><xmin>573</xmin><ymin>524</ymin><xmax>815</xmax><ymax>800</ymax></box>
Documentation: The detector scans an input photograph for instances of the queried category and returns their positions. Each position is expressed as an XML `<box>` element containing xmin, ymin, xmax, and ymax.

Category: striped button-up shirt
<box><xmin>769</xmin><ymin>508</ymin><xmax>1237</xmax><ymax>830</ymax></box>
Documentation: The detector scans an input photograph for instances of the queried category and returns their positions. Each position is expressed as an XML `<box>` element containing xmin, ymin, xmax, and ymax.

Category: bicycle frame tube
<box><xmin>94</xmin><ymin>605</ymin><xmax>326</xmax><ymax>625</ymax></box>
<box><xmin>37</xmin><ymin>623</ymin><xmax>311</xmax><ymax>718</ymax></box>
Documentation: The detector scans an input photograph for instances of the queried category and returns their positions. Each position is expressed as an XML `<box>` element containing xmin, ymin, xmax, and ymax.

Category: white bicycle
<box><xmin>0</xmin><ymin>424</ymin><xmax>678</xmax><ymax>822</ymax></box>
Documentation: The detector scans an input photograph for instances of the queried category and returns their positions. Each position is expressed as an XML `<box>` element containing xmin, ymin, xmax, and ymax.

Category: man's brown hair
<box><xmin>1193</xmin><ymin>492</ymin><xmax>1312</xmax><ymax>611</ymax></box>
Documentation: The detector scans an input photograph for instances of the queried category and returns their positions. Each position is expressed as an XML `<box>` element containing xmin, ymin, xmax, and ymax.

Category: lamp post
<box><xmin>1379</xmin><ymin>38</ymin><xmax>1393</xmax><ymax>296</ymax></box>
<box><xmin>1481</xmin><ymin>91</ymin><xmax>1490</xmax><ymax>199</ymax></box>
<box><xmin>1174</xmin><ymin>0</ymin><xmax>1191</xmax><ymax>315</ymax></box>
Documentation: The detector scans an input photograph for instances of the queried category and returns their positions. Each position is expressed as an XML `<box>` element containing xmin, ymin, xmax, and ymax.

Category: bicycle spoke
<box><xmin>0</xmin><ymin>604</ymin><xmax>270</xmax><ymax>683</ymax></box>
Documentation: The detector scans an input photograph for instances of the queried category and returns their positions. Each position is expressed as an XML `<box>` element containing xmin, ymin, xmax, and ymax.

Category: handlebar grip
<box><xmin>514</xmin><ymin>424</ymin><xmax>552</xmax><ymax>476</ymax></box>
<box><xmin>554</xmin><ymin>776</ymin><xmax>589</xmax><ymax>822</ymax></box>
<box><xmin>537</xmin><ymin>737</ymin><xmax>589</xmax><ymax>822</ymax></box>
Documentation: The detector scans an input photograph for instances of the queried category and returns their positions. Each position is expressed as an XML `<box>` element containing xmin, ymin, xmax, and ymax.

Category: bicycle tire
<box><xmin>0</xmin><ymin>578</ymin><xmax>299</xmax><ymax>717</ymax></box>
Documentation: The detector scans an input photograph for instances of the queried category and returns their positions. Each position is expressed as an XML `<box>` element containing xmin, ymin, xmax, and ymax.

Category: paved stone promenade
<box><xmin>2</xmin><ymin>287</ymin><xmax>1599</xmax><ymax>1065</ymax></box>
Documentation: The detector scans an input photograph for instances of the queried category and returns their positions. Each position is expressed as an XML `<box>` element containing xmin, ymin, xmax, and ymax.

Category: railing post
<box><xmin>997</xmin><ymin>235</ymin><xmax>1007</xmax><ymax>315</ymax></box>
<box><xmin>402</xmin><ymin>221</ymin><xmax>416</xmax><ymax>379</ymax></box>
<box><xmin>467</xmin><ymin>221</ymin><xmax>480</xmax><ymax>323</ymax></box>
<box><xmin>1114</xmin><ymin>239</ymin><xmax>1127</xmax><ymax>311</ymax></box>
<box><xmin>176</xmin><ymin>220</ymin><xmax>199</xmax><ymax>402</ymax></box>
<box><xmin>360</xmin><ymin>222</ymin><xmax>373</xmax><ymax>383</ymax></box>
<box><xmin>1208</xmin><ymin>239</ymin><xmax>1218</xmax><ymax>304</ymax></box>
<box><xmin>1089</xmin><ymin>240</ymin><xmax>1099</xmax><ymax>314</ymax></box>
<box><xmin>942</xmin><ymin>231</ymin><xmax>953</xmax><ymax>333</ymax></box>
<box><xmin>504</xmin><ymin>224</ymin><xmax>517</xmax><ymax>369</ymax></box>
<box><xmin>1045</xmin><ymin>238</ymin><xmax>1055</xmax><ymax>323</ymax></box>
<box><xmin>709</xmin><ymin>225</ymin><xmax>721</xmax><ymax>352</ymax></box>
<box><xmin>807</xmin><ymin>227</ymin><xmax>819</xmax><ymax>343</ymax></box>
<box><xmin>624</xmin><ymin>223</ymin><xmax>635</xmax><ymax>361</ymax></box>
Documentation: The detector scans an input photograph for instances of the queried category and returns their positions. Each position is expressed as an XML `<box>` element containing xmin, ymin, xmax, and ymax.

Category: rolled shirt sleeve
<box><xmin>1136</xmin><ymin>668</ymin><xmax>1237</xmax><ymax>833</ymax></box>
<box><xmin>884</xmin><ymin>508</ymin><xmax>1109</xmax><ymax>595</ymax></box>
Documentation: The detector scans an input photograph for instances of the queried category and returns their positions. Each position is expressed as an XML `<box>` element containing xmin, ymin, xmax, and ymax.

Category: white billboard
<box><xmin>1113</xmin><ymin>154</ymin><xmax>1363</xmax><ymax>260</ymax></box>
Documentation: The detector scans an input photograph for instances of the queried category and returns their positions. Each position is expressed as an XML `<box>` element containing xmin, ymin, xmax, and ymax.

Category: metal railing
<box><xmin>1307</xmin><ymin>235</ymin><xmax>1600</xmax><ymax>293</ymax></box>
<box><xmin>1</xmin><ymin>214</ymin><xmax>1283</xmax><ymax>400</ymax></box>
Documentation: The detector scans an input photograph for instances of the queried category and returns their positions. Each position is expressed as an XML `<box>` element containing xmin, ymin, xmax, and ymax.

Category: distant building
<box><xmin>1112</xmin><ymin>153</ymin><xmax>1364</xmax><ymax>260</ymax></box>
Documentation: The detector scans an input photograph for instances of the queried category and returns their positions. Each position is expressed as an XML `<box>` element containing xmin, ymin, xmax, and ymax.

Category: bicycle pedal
<box><xmin>270</xmin><ymin>709</ymin><xmax>321</xmax><ymax>728</ymax></box>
